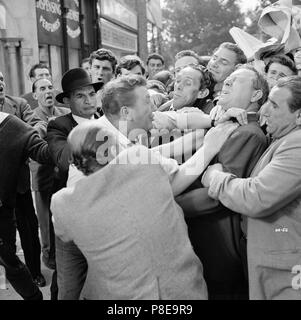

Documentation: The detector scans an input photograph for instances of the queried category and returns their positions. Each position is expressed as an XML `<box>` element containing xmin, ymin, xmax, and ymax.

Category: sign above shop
<box><xmin>36</xmin><ymin>0</ymin><xmax>63</xmax><ymax>45</ymax></box>
<box><xmin>36</xmin><ymin>0</ymin><xmax>81</xmax><ymax>47</ymax></box>
<box><xmin>65</xmin><ymin>0</ymin><xmax>81</xmax><ymax>48</ymax></box>
<box><xmin>100</xmin><ymin>18</ymin><xmax>137</xmax><ymax>53</ymax></box>
<box><xmin>101</xmin><ymin>0</ymin><xmax>138</xmax><ymax>30</ymax></box>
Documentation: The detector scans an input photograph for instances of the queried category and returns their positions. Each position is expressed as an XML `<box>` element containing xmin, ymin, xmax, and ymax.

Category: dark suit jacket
<box><xmin>0</xmin><ymin>115</ymin><xmax>50</xmax><ymax>214</ymax></box>
<box><xmin>177</xmin><ymin>120</ymin><xmax>268</xmax><ymax>299</ymax></box>
<box><xmin>47</xmin><ymin>113</ymin><xmax>99</xmax><ymax>192</ymax></box>
<box><xmin>0</xmin><ymin>95</ymin><xmax>47</xmax><ymax>193</ymax></box>
<box><xmin>47</xmin><ymin>113</ymin><xmax>78</xmax><ymax>192</ymax></box>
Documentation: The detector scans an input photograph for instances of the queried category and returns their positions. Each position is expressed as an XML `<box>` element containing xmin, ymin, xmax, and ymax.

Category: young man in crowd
<box><xmin>21</xmin><ymin>63</ymin><xmax>65</xmax><ymax>110</ymax></box>
<box><xmin>207</xmin><ymin>42</ymin><xmax>247</xmax><ymax>99</ymax></box>
<box><xmin>146</xmin><ymin>53</ymin><xmax>165</xmax><ymax>80</ymax></box>
<box><xmin>89</xmin><ymin>48</ymin><xmax>118</xmax><ymax>112</ymax></box>
<box><xmin>115</xmin><ymin>55</ymin><xmax>146</xmax><ymax>77</ymax></box>
<box><xmin>89</xmin><ymin>48</ymin><xmax>117</xmax><ymax>85</ymax></box>
<box><xmin>265</xmin><ymin>54</ymin><xmax>297</xmax><ymax>90</ymax></box>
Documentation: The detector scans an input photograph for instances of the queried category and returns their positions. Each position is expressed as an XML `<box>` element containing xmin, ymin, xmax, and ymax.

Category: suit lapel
<box><xmin>1</xmin><ymin>97</ymin><xmax>17</xmax><ymax>115</ymax></box>
<box><xmin>67</xmin><ymin>113</ymin><xmax>78</xmax><ymax>129</ymax></box>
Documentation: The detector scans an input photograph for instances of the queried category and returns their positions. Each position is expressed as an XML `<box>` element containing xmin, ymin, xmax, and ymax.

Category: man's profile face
<box><xmin>32</xmin><ymin>68</ymin><xmax>51</xmax><ymax>82</ymax></box>
<box><xmin>175</xmin><ymin>56</ymin><xmax>199</xmax><ymax>76</ymax></box>
<box><xmin>207</xmin><ymin>47</ymin><xmax>237</xmax><ymax>83</ymax></box>
<box><xmin>120</xmin><ymin>65</ymin><xmax>144</xmax><ymax>77</ymax></box>
<box><xmin>173</xmin><ymin>67</ymin><xmax>203</xmax><ymax>110</ymax></box>
<box><xmin>65</xmin><ymin>85</ymin><xmax>97</xmax><ymax>119</ymax></box>
<box><xmin>0</xmin><ymin>71</ymin><xmax>6</xmax><ymax>100</ymax></box>
<box><xmin>219</xmin><ymin>69</ymin><xmax>258</xmax><ymax>110</ymax></box>
<box><xmin>263</xmin><ymin>86</ymin><xmax>298</xmax><ymax>138</ymax></box>
<box><xmin>90</xmin><ymin>59</ymin><xmax>114</xmax><ymax>84</ymax></box>
<box><xmin>266</xmin><ymin>62</ymin><xmax>295</xmax><ymax>90</ymax></box>
<box><xmin>129</xmin><ymin>86</ymin><xmax>154</xmax><ymax>131</ymax></box>
<box><xmin>33</xmin><ymin>78</ymin><xmax>55</xmax><ymax>108</ymax></box>
<box><xmin>148</xmin><ymin>59</ymin><xmax>164</xmax><ymax>79</ymax></box>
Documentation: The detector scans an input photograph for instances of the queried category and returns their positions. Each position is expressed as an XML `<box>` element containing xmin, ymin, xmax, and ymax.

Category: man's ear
<box><xmin>120</xmin><ymin>106</ymin><xmax>132</xmax><ymax>120</ymax></box>
<box><xmin>296</xmin><ymin>110</ymin><xmax>301</xmax><ymax>126</ymax></box>
<box><xmin>32</xmin><ymin>92</ymin><xmax>38</xmax><ymax>101</ymax></box>
<box><xmin>251</xmin><ymin>89</ymin><xmax>263</xmax><ymax>103</ymax></box>
<box><xmin>197</xmin><ymin>88</ymin><xmax>209</xmax><ymax>99</ymax></box>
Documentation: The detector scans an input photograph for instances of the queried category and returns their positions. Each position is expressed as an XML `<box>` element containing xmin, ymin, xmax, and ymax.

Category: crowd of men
<box><xmin>0</xmin><ymin>41</ymin><xmax>301</xmax><ymax>300</ymax></box>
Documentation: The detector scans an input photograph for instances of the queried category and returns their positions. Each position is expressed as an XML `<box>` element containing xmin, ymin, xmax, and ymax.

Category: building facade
<box><xmin>0</xmin><ymin>0</ymin><xmax>162</xmax><ymax>96</ymax></box>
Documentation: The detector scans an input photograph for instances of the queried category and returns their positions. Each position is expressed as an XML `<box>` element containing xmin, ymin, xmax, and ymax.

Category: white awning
<box><xmin>0</xmin><ymin>4</ymin><xmax>6</xmax><ymax>30</ymax></box>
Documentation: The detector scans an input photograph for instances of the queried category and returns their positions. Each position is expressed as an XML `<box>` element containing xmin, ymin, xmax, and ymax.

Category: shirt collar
<box><xmin>0</xmin><ymin>111</ymin><xmax>9</xmax><ymax>125</ymax></box>
<box><xmin>72</xmin><ymin>114</ymin><xmax>95</xmax><ymax>124</ymax></box>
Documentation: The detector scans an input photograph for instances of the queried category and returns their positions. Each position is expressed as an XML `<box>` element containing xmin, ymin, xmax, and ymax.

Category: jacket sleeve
<box><xmin>218</xmin><ymin>128</ymin><xmax>268</xmax><ymax>178</ymax></box>
<box><xmin>19</xmin><ymin>98</ymin><xmax>47</xmax><ymax>137</ymax></box>
<box><xmin>177</xmin><ymin>128</ymin><xmax>268</xmax><ymax>216</ymax></box>
<box><xmin>46</xmin><ymin>119</ymin><xmax>71</xmax><ymax>172</ymax></box>
<box><xmin>208</xmin><ymin>139</ymin><xmax>301</xmax><ymax>218</ymax></box>
<box><xmin>23</xmin><ymin>125</ymin><xmax>52</xmax><ymax>165</ymax></box>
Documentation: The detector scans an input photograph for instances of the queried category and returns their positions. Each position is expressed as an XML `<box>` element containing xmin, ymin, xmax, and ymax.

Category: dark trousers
<box><xmin>0</xmin><ymin>213</ymin><xmax>42</xmax><ymax>300</ymax></box>
<box><xmin>186</xmin><ymin>211</ymin><xmax>249</xmax><ymax>300</ymax></box>
<box><xmin>15</xmin><ymin>191</ymin><xmax>42</xmax><ymax>278</ymax></box>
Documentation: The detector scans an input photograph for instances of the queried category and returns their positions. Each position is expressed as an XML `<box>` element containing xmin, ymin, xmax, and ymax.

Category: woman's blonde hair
<box><xmin>68</xmin><ymin>121</ymin><xmax>117</xmax><ymax>175</ymax></box>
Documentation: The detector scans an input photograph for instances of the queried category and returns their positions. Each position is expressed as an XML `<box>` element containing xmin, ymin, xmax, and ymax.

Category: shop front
<box><xmin>99</xmin><ymin>0</ymin><xmax>138</xmax><ymax>60</ymax></box>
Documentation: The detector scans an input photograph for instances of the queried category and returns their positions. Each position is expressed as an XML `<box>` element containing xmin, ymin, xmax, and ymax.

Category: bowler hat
<box><xmin>56</xmin><ymin>68</ymin><xmax>104</xmax><ymax>103</ymax></box>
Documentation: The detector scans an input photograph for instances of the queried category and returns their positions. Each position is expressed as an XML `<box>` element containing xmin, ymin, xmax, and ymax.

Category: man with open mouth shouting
<box><xmin>29</xmin><ymin>78</ymin><xmax>69</xmax><ymax>274</ymax></box>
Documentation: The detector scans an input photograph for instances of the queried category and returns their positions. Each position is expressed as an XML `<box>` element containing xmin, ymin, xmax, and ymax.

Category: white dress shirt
<box><xmin>0</xmin><ymin>111</ymin><xmax>9</xmax><ymax>125</ymax></box>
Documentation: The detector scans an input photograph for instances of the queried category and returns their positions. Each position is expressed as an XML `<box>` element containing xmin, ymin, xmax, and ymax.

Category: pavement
<box><xmin>0</xmin><ymin>232</ymin><xmax>54</xmax><ymax>300</ymax></box>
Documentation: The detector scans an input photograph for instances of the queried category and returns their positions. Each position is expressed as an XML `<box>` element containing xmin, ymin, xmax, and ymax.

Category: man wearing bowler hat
<box><xmin>46</xmin><ymin>68</ymin><xmax>103</xmax><ymax>300</ymax></box>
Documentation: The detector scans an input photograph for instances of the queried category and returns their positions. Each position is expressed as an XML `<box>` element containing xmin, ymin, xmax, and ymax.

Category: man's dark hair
<box><xmin>147</xmin><ymin>79</ymin><xmax>167</xmax><ymax>94</ymax></box>
<box><xmin>180</xmin><ymin>64</ymin><xmax>212</xmax><ymax>91</ymax></box>
<box><xmin>115</xmin><ymin>55</ymin><xmax>146</xmax><ymax>77</ymax></box>
<box><xmin>277</xmin><ymin>75</ymin><xmax>301</xmax><ymax>112</ymax></box>
<box><xmin>29</xmin><ymin>63</ymin><xmax>49</xmax><ymax>78</ymax></box>
<box><xmin>264</xmin><ymin>54</ymin><xmax>298</xmax><ymax>75</ymax></box>
<box><xmin>199</xmin><ymin>56</ymin><xmax>211</xmax><ymax>67</ymax></box>
<box><xmin>237</xmin><ymin>64</ymin><xmax>269</xmax><ymax>107</ymax></box>
<box><xmin>215</xmin><ymin>42</ymin><xmax>247</xmax><ymax>65</ymax></box>
<box><xmin>101</xmin><ymin>75</ymin><xmax>147</xmax><ymax>116</ymax></box>
<box><xmin>175</xmin><ymin>50</ymin><xmax>200</xmax><ymax>63</ymax></box>
<box><xmin>89</xmin><ymin>48</ymin><xmax>118</xmax><ymax>73</ymax></box>
<box><xmin>32</xmin><ymin>78</ymin><xmax>53</xmax><ymax>93</ymax></box>
<box><xmin>152</xmin><ymin>70</ymin><xmax>174</xmax><ymax>87</ymax></box>
<box><xmin>146</xmin><ymin>53</ymin><xmax>165</xmax><ymax>66</ymax></box>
